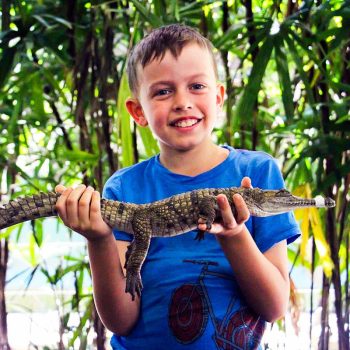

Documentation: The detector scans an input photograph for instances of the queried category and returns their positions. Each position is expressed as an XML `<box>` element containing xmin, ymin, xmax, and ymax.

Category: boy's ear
<box><xmin>216</xmin><ymin>83</ymin><xmax>225</xmax><ymax>109</ymax></box>
<box><xmin>125</xmin><ymin>98</ymin><xmax>148</xmax><ymax>127</ymax></box>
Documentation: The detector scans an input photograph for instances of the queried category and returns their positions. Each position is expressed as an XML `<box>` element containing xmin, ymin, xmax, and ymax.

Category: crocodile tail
<box><xmin>0</xmin><ymin>192</ymin><xmax>59</xmax><ymax>230</ymax></box>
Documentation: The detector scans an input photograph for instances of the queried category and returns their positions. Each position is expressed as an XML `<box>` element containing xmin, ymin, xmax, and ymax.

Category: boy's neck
<box><xmin>159</xmin><ymin>142</ymin><xmax>229</xmax><ymax>177</ymax></box>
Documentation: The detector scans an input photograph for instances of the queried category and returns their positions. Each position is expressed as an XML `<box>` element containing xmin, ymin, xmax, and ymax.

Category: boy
<box><xmin>55</xmin><ymin>24</ymin><xmax>300</xmax><ymax>349</ymax></box>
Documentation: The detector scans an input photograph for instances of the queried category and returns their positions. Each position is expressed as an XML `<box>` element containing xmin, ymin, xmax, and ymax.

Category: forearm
<box><xmin>217</xmin><ymin>228</ymin><xmax>290</xmax><ymax>322</ymax></box>
<box><xmin>87</xmin><ymin>234</ymin><xmax>139</xmax><ymax>335</ymax></box>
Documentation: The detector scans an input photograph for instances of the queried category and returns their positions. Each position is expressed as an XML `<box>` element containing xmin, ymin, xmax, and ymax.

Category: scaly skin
<box><xmin>0</xmin><ymin>187</ymin><xmax>335</xmax><ymax>299</ymax></box>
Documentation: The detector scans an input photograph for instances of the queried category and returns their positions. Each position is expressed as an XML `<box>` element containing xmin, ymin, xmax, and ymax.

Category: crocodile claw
<box><xmin>195</xmin><ymin>230</ymin><xmax>206</xmax><ymax>240</ymax></box>
<box><xmin>126</xmin><ymin>272</ymin><xmax>143</xmax><ymax>301</ymax></box>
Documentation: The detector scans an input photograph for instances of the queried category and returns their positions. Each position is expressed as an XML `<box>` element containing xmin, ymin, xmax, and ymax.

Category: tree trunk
<box><xmin>0</xmin><ymin>1</ymin><xmax>11</xmax><ymax>347</ymax></box>
<box><xmin>318</xmin><ymin>274</ymin><xmax>330</xmax><ymax>350</ymax></box>
<box><xmin>243</xmin><ymin>0</ymin><xmax>259</xmax><ymax>150</ymax></box>
<box><xmin>0</xmin><ymin>239</ymin><xmax>10</xmax><ymax>350</ymax></box>
<box><xmin>220</xmin><ymin>1</ymin><xmax>234</xmax><ymax>146</ymax></box>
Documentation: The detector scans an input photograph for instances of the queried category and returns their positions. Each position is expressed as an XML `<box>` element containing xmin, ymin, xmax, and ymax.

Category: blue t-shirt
<box><xmin>103</xmin><ymin>146</ymin><xmax>300</xmax><ymax>350</ymax></box>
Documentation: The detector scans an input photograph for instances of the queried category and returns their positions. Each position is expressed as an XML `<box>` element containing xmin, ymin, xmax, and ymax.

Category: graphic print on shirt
<box><xmin>168</xmin><ymin>260</ymin><xmax>266</xmax><ymax>349</ymax></box>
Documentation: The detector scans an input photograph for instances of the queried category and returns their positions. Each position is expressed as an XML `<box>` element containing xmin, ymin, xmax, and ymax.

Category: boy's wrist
<box><xmin>86</xmin><ymin>230</ymin><xmax>114</xmax><ymax>246</ymax></box>
<box><xmin>216</xmin><ymin>225</ymin><xmax>248</xmax><ymax>245</ymax></box>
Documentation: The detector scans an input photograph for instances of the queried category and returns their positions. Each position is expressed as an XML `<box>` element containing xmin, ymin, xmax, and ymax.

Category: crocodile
<box><xmin>0</xmin><ymin>187</ymin><xmax>335</xmax><ymax>299</ymax></box>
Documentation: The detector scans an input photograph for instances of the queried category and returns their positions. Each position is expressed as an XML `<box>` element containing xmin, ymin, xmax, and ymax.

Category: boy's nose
<box><xmin>173</xmin><ymin>91</ymin><xmax>193</xmax><ymax>111</ymax></box>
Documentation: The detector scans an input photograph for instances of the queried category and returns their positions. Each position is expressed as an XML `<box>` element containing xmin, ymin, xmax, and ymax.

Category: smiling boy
<box><xmin>55</xmin><ymin>24</ymin><xmax>300</xmax><ymax>349</ymax></box>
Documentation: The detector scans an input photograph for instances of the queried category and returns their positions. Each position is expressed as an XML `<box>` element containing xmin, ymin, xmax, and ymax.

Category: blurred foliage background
<box><xmin>0</xmin><ymin>0</ymin><xmax>349</xmax><ymax>349</ymax></box>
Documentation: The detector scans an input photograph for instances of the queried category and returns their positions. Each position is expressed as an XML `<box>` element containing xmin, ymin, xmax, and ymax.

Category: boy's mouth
<box><xmin>170</xmin><ymin>117</ymin><xmax>202</xmax><ymax>128</ymax></box>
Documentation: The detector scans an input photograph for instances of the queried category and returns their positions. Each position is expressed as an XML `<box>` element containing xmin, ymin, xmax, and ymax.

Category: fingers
<box><xmin>64</xmin><ymin>185</ymin><xmax>87</xmax><ymax>230</ymax></box>
<box><xmin>216</xmin><ymin>194</ymin><xmax>236</xmax><ymax>229</ymax></box>
<box><xmin>199</xmin><ymin>193</ymin><xmax>250</xmax><ymax>237</ymax></box>
<box><xmin>232</xmin><ymin>194</ymin><xmax>250</xmax><ymax>224</ymax></box>
<box><xmin>55</xmin><ymin>184</ymin><xmax>67</xmax><ymax>194</ymax></box>
<box><xmin>55</xmin><ymin>186</ymin><xmax>73</xmax><ymax>223</ymax></box>
<box><xmin>90</xmin><ymin>190</ymin><xmax>103</xmax><ymax>222</ymax></box>
<box><xmin>55</xmin><ymin>185</ymin><xmax>92</xmax><ymax>231</ymax></box>
<box><xmin>78</xmin><ymin>186</ymin><xmax>95</xmax><ymax>229</ymax></box>
<box><xmin>199</xmin><ymin>194</ymin><xmax>238</xmax><ymax>235</ymax></box>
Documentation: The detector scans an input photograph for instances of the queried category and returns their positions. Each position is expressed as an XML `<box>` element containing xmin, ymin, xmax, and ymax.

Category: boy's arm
<box><xmin>55</xmin><ymin>185</ymin><xmax>139</xmax><ymax>336</ymax></box>
<box><xmin>217</xmin><ymin>221</ymin><xmax>289</xmax><ymax>322</ymax></box>
<box><xmin>198</xmin><ymin>178</ymin><xmax>290</xmax><ymax>322</ymax></box>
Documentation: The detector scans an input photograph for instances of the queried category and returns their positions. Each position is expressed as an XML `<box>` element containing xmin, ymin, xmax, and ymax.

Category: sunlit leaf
<box><xmin>293</xmin><ymin>184</ymin><xmax>333</xmax><ymax>277</ymax></box>
<box><xmin>274</xmin><ymin>37</ymin><xmax>294</xmax><ymax>120</ymax></box>
<box><xmin>32</xmin><ymin>220</ymin><xmax>43</xmax><ymax>247</ymax></box>
<box><xmin>310</xmin><ymin>207</ymin><xmax>334</xmax><ymax>277</ymax></box>
<box><xmin>117</xmin><ymin>71</ymin><xmax>134</xmax><ymax>167</ymax></box>
<box><xmin>236</xmin><ymin>36</ymin><xmax>274</xmax><ymax>121</ymax></box>
<box><xmin>59</xmin><ymin>149</ymin><xmax>99</xmax><ymax>163</ymax></box>
<box><xmin>138</xmin><ymin>127</ymin><xmax>159</xmax><ymax>158</ymax></box>
<box><xmin>29</xmin><ymin>233</ymin><xmax>38</xmax><ymax>266</ymax></box>
<box><xmin>295</xmin><ymin>207</ymin><xmax>310</xmax><ymax>262</ymax></box>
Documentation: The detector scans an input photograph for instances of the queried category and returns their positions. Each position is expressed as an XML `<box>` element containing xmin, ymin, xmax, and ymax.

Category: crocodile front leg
<box><xmin>125</xmin><ymin>209</ymin><xmax>152</xmax><ymax>300</ymax></box>
<box><xmin>195</xmin><ymin>195</ymin><xmax>218</xmax><ymax>240</ymax></box>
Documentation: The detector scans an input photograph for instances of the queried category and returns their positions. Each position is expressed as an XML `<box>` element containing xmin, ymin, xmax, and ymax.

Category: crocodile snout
<box><xmin>325</xmin><ymin>197</ymin><xmax>336</xmax><ymax>208</ymax></box>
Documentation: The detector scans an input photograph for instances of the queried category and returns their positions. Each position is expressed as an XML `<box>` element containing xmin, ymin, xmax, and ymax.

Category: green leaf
<box><xmin>213</xmin><ymin>26</ymin><xmax>243</xmax><ymax>51</ymax></box>
<box><xmin>42</xmin><ymin>14</ymin><xmax>73</xmax><ymax>29</ymax></box>
<box><xmin>284</xmin><ymin>34</ymin><xmax>316</xmax><ymax>107</ymax></box>
<box><xmin>235</xmin><ymin>36</ymin><xmax>274</xmax><ymax>121</ymax></box>
<box><xmin>32</xmin><ymin>220</ymin><xmax>43</xmax><ymax>247</ymax></box>
<box><xmin>117</xmin><ymin>72</ymin><xmax>134</xmax><ymax>167</ymax></box>
<box><xmin>25</xmin><ymin>265</ymin><xmax>40</xmax><ymax>290</ymax></box>
<box><xmin>59</xmin><ymin>149</ymin><xmax>99</xmax><ymax>163</ymax></box>
<box><xmin>138</xmin><ymin>126</ymin><xmax>159</xmax><ymax>158</ymax></box>
<box><xmin>68</xmin><ymin>301</ymin><xmax>93</xmax><ymax>348</ymax></box>
<box><xmin>33</xmin><ymin>14</ymin><xmax>52</xmax><ymax>29</ymax></box>
<box><xmin>170</xmin><ymin>0</ymin><xmax>180</xmax><ymax>21</ymax></box>
<box><xmin>129</xmin><ymin>0</ymin><xmax>163</xmax><ymax>27</ymax></box>
<box><xmin>274</xmin><ymin>37</ymin><xmax>294</xmax><ymax>120</ymax></box>
<box><xmin>29</xmin><ymin>233</ymin><xmax>38</xmax><ymax>266</ymax></box>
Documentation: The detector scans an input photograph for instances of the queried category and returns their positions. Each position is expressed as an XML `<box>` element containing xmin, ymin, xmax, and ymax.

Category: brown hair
<box><xmin>126</xmin><ymin>24</ymin><xmax>218</xmax><ymax>96</ymax></box>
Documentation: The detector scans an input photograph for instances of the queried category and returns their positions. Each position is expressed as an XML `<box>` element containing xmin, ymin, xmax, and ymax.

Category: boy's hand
<box><xmin>55</xmin><ymin>184</ymin><xmax>112</xmax><ymax>241</ymax></box>
<box><xmin>198</xmin><ymin>177</ymin><xmax>252</xmax><ymax>238</ymax></box>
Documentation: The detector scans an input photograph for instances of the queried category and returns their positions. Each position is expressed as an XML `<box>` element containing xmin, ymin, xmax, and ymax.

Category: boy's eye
<box><xmin>155</xmin><ymin>89</ymin><xmax>171</xmax><ymax>96</ymax></box>
<box><xmin>190</xmin><ymin>83</ymin><xmax>205</xmax><ymax>90</ymax></box>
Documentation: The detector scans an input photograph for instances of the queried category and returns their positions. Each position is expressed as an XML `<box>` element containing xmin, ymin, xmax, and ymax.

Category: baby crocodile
<box><xmin>0</xmin><ymin>187</ymin><xmax>335</xmax><ymax>299</ymax></box>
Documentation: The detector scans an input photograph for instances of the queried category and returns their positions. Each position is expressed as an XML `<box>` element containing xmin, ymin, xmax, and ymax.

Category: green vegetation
<box><xmin>0</xmin><ymin>0</ymin><xmax>349</xmax><ymax>349</ymax></box>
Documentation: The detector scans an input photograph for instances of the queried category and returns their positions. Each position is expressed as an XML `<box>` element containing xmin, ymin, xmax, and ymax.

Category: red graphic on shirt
<box><xmin>168</xmin><ymin>283</ymin><xmax>208</xmax><ymax>344</ymax></box>
<box><xmin>214</xmin><ymin>308</ymin><xmax>266</xmax><ymax>350</ymax></box>
<box><xmin>168</xmin><ymin>260</ymin><xmax>266</xmax><ymax>349</ymax></box>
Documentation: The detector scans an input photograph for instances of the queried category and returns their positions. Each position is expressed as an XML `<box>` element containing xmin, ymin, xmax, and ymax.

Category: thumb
<box><xmin>241</xmin><ymin>177</ymin><xmax>252</xmax><ymax>188</ymax></box>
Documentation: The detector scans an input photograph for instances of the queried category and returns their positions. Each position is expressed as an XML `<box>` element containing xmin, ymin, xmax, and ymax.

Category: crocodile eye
<box><xmin>276</xmin><ymin>189</ymin><xmax>291</xmax><ymax>197</ymax></box>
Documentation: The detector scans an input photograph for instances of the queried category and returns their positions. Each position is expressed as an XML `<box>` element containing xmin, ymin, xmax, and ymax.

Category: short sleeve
<box><xmin>102</xmin><ymin>175</ymin><xmax>133</xmax><ymax>243</ymax></box>
<box><xmin>250</xmin><ymin>155</ymin><xmax>300</xmax><ymax>252</ymax></box>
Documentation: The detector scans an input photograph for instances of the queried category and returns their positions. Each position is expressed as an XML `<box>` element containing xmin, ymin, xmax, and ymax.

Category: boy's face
<box><xmin>126</xmin><ymin>43</ymin><xmax>225</xmax><ymax>154</ymax></box>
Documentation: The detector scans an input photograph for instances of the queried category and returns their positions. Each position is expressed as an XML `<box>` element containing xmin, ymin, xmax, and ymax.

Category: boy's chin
<box><xmin>161</xmin><ymin>140</ymin><xmax>213</xmax><ymax>153</ymax></box>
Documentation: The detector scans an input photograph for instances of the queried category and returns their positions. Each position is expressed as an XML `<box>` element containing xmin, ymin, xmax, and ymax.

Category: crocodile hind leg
<box><xmin>124</xmin><ymin>242</ymin><xmax>133</xmax><ymax>269</ymax></box>
<box><xmin>126</xmin><ymin>211</ymin><xmax>152</xmax><ymax>300</ymax></box>
<box><xmin>195</xmin><ymin>195</ymin><xmax>218</xmax><ymax>240</ymax></box>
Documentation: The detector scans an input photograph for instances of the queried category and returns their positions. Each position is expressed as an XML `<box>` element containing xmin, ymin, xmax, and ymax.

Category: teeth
<box><xmin>173</xmin><ymin>119</ymin><xmax>199</xmax><ymax>127</ymax></box>
<box><xmin>314</xmin><ymin>195</ymin><xmax>326</xmax><ymax>207</ymax></box>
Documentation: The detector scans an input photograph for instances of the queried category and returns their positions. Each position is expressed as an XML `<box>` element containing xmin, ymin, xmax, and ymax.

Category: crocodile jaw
<box><xmin>242</xmin><ymin>189</ymin><xmax>335</xmax><ymax>217</ymax></box>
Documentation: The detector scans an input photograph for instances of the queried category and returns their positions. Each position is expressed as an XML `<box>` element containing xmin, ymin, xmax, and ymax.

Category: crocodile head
<box><xmin>241</xmin><ymin>188</ymin><xmax>336</xmax><ymax>217</ymax></box>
